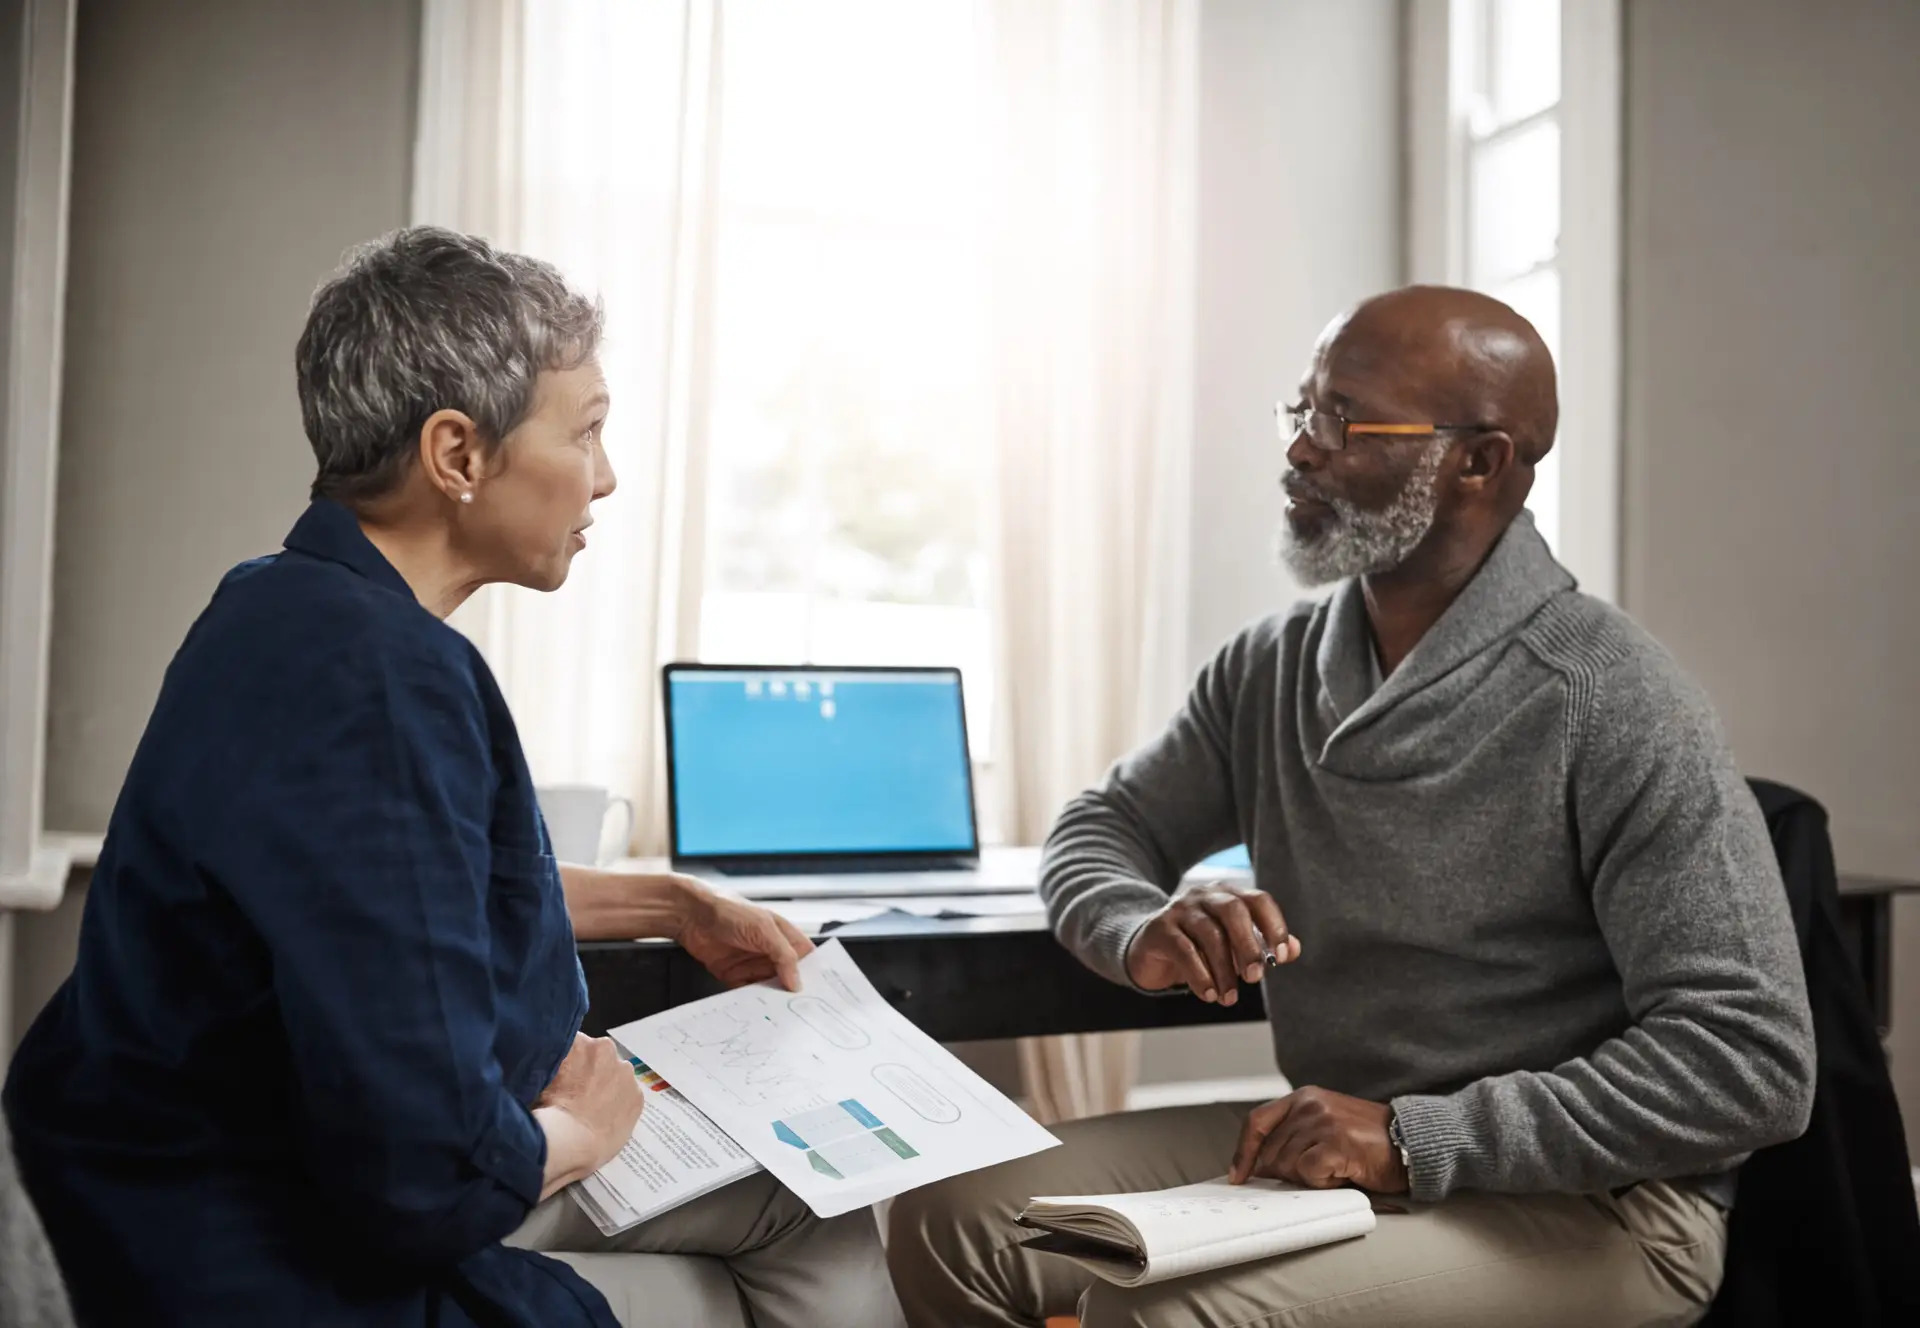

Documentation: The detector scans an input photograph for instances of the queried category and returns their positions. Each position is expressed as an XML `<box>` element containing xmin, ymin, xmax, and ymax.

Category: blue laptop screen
<box><xmin>668</xmin><ymin>669</ymin><xmax>977</xmax><ymax>857</ymax></box>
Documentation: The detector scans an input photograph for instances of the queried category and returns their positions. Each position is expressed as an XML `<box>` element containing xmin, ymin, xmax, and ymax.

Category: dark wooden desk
<box><xmin>579</xmin><ymin>912</ymin><xmax>1266</xmax><ymax>1041</ymax></box>
<box><xmin>581</xmin><ymin>880</ymin><xmax>1915</xmax><ymax>1041</ymax></box>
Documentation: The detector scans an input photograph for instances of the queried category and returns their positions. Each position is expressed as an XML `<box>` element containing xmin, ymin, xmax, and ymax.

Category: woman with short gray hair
<box><xmin>4</xmin><ymin>227</ymin><xmax>901</xmax><ymax>1328</ymax></box>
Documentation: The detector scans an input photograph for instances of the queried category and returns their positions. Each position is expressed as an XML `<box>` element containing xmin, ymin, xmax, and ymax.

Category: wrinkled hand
<box><xmin>536</xmin><ymin>1033</ymin><xmax>645</xmax><ymax>1174</ymax></box>
<box><xmin>673</xmin><ymin>880</ymin><xmax>814</xmax><ymax>990</ymax></box>
<box><xmin>1229</xmin><ymin>1086</ymin><xmax>1408</xmax><ymax>1194</ymax></box>
<box><xmin>1125</xmin><ymin>882</ymin><xmax>1301</xmax><ymax>1004</ymax></box>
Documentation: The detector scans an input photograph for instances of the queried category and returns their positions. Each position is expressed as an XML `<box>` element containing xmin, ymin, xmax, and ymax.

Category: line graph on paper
<box><xmin>657</xmin><ymin>1003</ymin><xmax>826</xmax><ymax>1109</ymax></box>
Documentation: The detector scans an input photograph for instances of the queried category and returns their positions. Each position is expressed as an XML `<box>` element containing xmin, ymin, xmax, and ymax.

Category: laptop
<box><xmin>662</xmin><ymin>663</ymin><xmax>1038</xmax><ymax>899</ymax></box>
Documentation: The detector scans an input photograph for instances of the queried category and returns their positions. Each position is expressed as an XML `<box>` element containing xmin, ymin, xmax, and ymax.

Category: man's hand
<box><xmin>1228</xmin><ymin>1086</ymin><xmax>1409</xmax><ymax>1194</ymax></box>
<box><xmin>671</xmin><ymin>882</ymin><xmax>814</xmax><ymax>991</ymax></box>
<box><xmin>1124</xmin><ymin>882</ymin><xmax>1301</xmax><ymax>1003</ymax></box>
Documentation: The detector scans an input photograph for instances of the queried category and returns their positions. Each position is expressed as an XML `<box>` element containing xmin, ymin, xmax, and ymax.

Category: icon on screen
<box><xmin>769</xmin><ymin>680</ymin><xmax>788</xmax><ymax>697</ymax></box>
<box><xmin>745</xmin><ymin>679</ymin><xmax>763</xmax><ymax>698</ymax></box>
<box><xmin>795</xmin><ymin>681</ymin><xmax>813</xmax><ymax>700</ymax></box>
<box><xmin>821</xmin><ymin>700</ymin><xmax>837</xmax><ymax>720</ymax></box>
<box><xmin>820</xmin><ymin>681</ymin><xmax>834</xmax><ymax>698</ymax></box>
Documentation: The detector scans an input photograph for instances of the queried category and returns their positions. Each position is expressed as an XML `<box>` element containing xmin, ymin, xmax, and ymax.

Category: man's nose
<box><xmin>1284</xmin><ymin>429</ymin><xmax>1322</xmax><ymax>471</ymax></box>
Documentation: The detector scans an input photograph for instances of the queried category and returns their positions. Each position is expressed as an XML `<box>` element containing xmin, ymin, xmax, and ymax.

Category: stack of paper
<box><xmin>573</xmin><ymin>940</ymin><xmax>1060</xmax><ymax>1225</ymax></box>
<box><xmin>570</xmin><ymin>1053</ymin><xmax>762</xmax><ymax>1234</ymax></box>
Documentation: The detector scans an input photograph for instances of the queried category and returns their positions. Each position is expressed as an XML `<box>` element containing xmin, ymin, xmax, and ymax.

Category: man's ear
<box><xmin>1458</xmin><ymin>430</ymin><xmax>1515</xmax><ymax>487</ymax></box>
<box><xmin>418</xmin><ymin>408</ymin><xmax>484</xmax><ymax>501</ymax></box>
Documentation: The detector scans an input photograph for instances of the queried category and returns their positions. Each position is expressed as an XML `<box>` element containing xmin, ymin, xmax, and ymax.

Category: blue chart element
<box><xmin>773</xmin><ymin>1120</ymin><xmax>809</xmax><ymax>1150</ymax></box>
<box><xmin>1199</xmin><ymin>844</ymin><xmax>1251</xmax><ymax>869</ymax></box>
<box><xmin>839</xmin><ymin>1099</ymin><xmax>882</xmax><ymax>1128</ymax></box>
<box><xmin>669</xmin><ymin>670</ymin><xmax>976</xmax><ymax>856</ymax></box>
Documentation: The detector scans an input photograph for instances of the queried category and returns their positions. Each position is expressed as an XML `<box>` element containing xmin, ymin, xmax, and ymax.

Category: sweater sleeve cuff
<box><xmin>1390</xmin><ymin>1091</ymin><xmax>1495</xmax><ymax>1203</ymax></box>
<box><xmin>1076</xmin><ymin>892</ymin><xmax>1170</xmax><ymax>992</ymax></box>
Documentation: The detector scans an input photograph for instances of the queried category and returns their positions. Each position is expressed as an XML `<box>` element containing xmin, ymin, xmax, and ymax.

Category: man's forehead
<box><xmin>1300</xmin><ymin>338</ymin><xmax>1390</xmax><ymax>408</ymax></box>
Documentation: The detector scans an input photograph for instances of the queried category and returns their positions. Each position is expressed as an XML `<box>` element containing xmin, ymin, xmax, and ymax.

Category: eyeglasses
<box><xmin>1276</xmin><ymin>402</ymin><xmax>1490</xmax><ymax>453</ymax></box>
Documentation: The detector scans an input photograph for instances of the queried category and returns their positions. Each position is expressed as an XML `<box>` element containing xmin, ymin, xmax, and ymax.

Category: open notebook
<box><xmin>1018</xmin><ymin>1177</ymin><xmax>1376</xmax><ymax>1288</ymax></box>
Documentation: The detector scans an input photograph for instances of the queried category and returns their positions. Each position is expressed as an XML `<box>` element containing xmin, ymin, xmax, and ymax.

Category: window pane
<box><xmin>698</xmin><ymin>0</ymin><xmax>995</xmax><ymax>753</ymax></box>
<box><xmin>1488</xmin><ymin>0</ymin><xmax>1560</xmax><ymax>127</ymax></box>
<box><xmin>1467</xmin><ymin>118</ymin><xmax>1559</xmax><ymax>287</ymax></box>
<box><xmin>1492</xmin><ymin>266</ymin><xmax>1560</xmax><ymax>365</ymax></box>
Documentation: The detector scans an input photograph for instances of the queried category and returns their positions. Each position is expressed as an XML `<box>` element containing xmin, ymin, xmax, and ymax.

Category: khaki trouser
<box><xmin>509</xmin><ymin>1170</ymin><xmax>904</xmax><ymax>1328</ymax></box>
<box><xmin>888</xmin><ymin>1103</ymin><xmax>1728</xmax><ymax>1328</ymax></box>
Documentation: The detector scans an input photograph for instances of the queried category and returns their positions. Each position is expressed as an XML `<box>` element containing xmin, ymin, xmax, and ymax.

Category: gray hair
<box><xmin>1277</xmin><ymin>435</ymin><xmax>1452</xmax><ymax>587</ymax></box>
<box><xmin>296</xmin><ymin>226</ymin><xmax>604</xmax><ymax>505</ymax></box>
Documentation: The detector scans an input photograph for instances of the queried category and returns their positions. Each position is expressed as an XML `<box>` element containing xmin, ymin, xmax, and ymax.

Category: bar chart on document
<box><xmin>614</xmin><ymin>940</ymin><xmax>1059</xmax><ymax>1217</ymax></box>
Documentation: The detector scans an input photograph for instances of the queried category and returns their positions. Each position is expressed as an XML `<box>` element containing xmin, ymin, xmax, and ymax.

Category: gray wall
<box><xmin>1144</xmin><ymin>0</ymin><xmax>1403</xmax><ymax>1089</ymax></box>
<box><xmin>14</xmin><ymin>0</ymin><xmax>417</xmax><ymax>1036</ymax></box>
<box><xmin>1621</xmin><ymin>0</ymin><xmax>1920</xmax><ymax>1142</ymax></box>
<box><xmin>43</xmin><ymin>0</ymin><xmax>419</xmax><ymax>833</ymax></box>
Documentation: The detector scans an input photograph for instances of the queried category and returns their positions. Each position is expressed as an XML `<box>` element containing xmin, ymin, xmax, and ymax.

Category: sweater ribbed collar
<box><xmin>1316</xmin><ymin>508</ymin><xmax>1575</xmax><ymax>735</ymax></box>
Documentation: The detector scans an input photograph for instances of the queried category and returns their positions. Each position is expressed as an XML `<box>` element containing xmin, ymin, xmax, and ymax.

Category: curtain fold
<box><xmin>986</xmin><ymin>0</ymin><xmax>1200</xmax><ymax>1122</ymax></box>
<box><xmin>416</xmin><ymin>3</ymin><xmax>1201</xmax><ymax>1119</ymax></box>
<box><xmin>413</xmin><ymin>0</ymin><xmax>723</xmax><ymax>854</ymax></box>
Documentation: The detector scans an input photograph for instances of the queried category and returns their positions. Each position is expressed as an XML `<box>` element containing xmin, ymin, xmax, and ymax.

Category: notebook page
<box><xmin>1031</xmin><ymin>1178</ymin><xmax>1374</xmax><ymax>1263</ymax></box>
<box><xmin>1143</xmin><ymin>1205</ymin><xmax>1376</xmax><ymax>1285</ymax></box>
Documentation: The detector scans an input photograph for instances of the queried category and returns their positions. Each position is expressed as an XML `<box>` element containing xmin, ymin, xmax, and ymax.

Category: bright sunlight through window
<box><xmin>1459</xmin><ymin>0</ymin><xmax>1562</xmax><ymax>550</ymax></box>
<box><xmin>696</xmin><ymin>1</ymin><xmax>995</xmax><ymax>754</ymax></box>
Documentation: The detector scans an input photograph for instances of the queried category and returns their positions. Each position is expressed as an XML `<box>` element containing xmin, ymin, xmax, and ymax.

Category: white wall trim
<box><xmin>1555</xmin><ymin>0</ymin><xmax>1623</xmax><ymax>604</ymax></box>
<box><xmin>1404</xmin><ymin>0</ymin><xmax>1463</xmax><ymax>285</ymax></box>
<box><xmin>0</xmin><ymin>0</ymin><xmax>77</xmax><ymax>912</ymax></box>
<box><xmin>1403</xmin><ymin>0</ymin><xmax>1622</xmax><ymax>603</ymax></box>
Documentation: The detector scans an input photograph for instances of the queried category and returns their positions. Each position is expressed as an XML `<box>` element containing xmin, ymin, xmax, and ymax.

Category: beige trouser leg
<box><xmin>509</xmin><ymin>1171</ymin><xmax>904</xmax><ymax>1328</ymax></box>
<box><xmin>887</xmin><ymin>1103</ymin><xmax>1728</xmax><ymax>1328</ymax></box>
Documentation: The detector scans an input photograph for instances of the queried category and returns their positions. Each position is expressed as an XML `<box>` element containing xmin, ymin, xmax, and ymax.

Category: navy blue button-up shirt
<box><xmin>6</xmin><ymin>501</ymin><xmax>617</xmax><ymax>1327</ymax></box>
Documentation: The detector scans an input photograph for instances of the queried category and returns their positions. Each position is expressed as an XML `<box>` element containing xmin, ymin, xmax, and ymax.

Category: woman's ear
<box><xmin>417</xmin><ymin>408</ymin><xmax>483</xmax><ymax>502</ymax></box>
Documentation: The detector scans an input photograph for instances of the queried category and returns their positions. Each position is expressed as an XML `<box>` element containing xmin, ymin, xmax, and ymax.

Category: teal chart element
<box><xmin>772</xmin><ymin>1098</ymin><xmax>922</xmax><ymax>1181</ymax></box>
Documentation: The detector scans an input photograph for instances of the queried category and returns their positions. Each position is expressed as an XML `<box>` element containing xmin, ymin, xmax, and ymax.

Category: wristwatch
<box><xmin>1387</xmin><ymin>1109</ymin><xmax>1412</xmax><ymax>1179</ymax></box>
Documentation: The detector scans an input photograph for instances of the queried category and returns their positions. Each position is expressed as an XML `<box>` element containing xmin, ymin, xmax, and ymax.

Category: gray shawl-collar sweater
<box><xmin>1041</xmin><ymin>512</ymin><xmax>1815</xmax><ymax>1204</ymax></box>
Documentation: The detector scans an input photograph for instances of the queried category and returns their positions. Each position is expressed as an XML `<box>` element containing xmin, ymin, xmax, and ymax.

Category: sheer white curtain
<box><xmin>413</xmin><ymin>1</ymin><xmax>1199</xmax><ymax>1119</ymax></box>
<box><xmin>986</xmin><ymin>0</ymin><xmax>1200</xmax><ymax>1122</ymax></box>
<box><xmin>413</xmin><ymin>0</ymin><xmax>722</xmax><ymax>853</ymax></box>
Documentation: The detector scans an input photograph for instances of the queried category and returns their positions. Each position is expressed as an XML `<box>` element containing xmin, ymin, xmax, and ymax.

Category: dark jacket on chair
<box><xmin>1703</xmin><ymin>780</ymin><xmax>1920</xmax><ymax>1326</ymax></box>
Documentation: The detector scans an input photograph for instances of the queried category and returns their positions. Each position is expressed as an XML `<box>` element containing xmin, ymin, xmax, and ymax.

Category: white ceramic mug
<box><xmin>535</xmin><ymin>784</ymin><xmax>635</xmax><ymax>866</ymax></box>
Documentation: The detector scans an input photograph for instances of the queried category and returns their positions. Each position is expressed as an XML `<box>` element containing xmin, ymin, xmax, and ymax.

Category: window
<box><xmin>1409</xmin><ymin>0</ymin><xmax>1620</xmax><ymax>599</ymax></box>
<box><xmin>696</xmin><ymin>1</ymin><xmax>996</xmax><ymax>753</ymax></box>
<box><xmin>1458</xmin><ymin>0</ymin><xmax>1564</xmax><ymax>550</ymax></box>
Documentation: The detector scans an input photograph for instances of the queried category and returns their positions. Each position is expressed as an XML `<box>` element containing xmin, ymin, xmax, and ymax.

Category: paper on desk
<box><xmin>569</xmin><ymin>1051</ymin><xmax>762</xmax><ymax>1235</ymax></box>
<box><xmin>762</xmin><ymin>898</ymin><xmax>890</xmax><ymax>933</ymax></box>
<box><xmin>613</xmin><ymin>939</ymin><xmax>1061</xmax><ymax>1218</ymax></box>
<box><xmin>862</xmin><ymin>893</ymin><xmax>1047</xmax><ymax>918</ymax></box>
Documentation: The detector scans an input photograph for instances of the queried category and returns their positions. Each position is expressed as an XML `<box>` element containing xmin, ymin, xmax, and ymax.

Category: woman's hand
<box><xmin>533</xmin><ymin>1033</ymin><xmax>644</xmax><ymax>1199</ymax></box>
<box><xmin>671</xmin><ymin>881</ymin><xmax>814</xmax><ymax>991</ymax></box>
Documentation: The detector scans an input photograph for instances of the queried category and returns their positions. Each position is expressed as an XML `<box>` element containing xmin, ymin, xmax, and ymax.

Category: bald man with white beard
<box><xmin>886</xmin><ymin>287</ymin><xmax>1816</xmax><ymax>1328</ymax></box>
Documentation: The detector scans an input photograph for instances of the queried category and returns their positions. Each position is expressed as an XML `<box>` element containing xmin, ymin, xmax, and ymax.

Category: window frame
<box><xmin>1406</xmin><ymin>0</ymin><xmax>1622</xmax><ymax>604</ymax></box>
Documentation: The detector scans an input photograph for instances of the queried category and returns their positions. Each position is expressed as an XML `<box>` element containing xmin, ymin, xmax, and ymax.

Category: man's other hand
<box><xmin>1228</xmin><ymin>1086</ymin><xmax>1409</xmax><ymax>1194</ymax></box>
<box><xmin>1124</xmin><ymin>882</ymin><xmax>1300</xmax><ymax>1003</ymax></box>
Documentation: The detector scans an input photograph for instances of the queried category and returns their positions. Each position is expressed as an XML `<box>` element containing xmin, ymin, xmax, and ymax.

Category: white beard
<box><xmin>1277</xmin><ymin>436</ymin><xmax>1450</xmax><ymax>587</ymax></box>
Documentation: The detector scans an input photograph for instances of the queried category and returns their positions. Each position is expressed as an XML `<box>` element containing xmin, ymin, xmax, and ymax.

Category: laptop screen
<box><xmin>665</xmin><ymin>666</ymin><xmax>978</xmax><ymax>859</ymax></box>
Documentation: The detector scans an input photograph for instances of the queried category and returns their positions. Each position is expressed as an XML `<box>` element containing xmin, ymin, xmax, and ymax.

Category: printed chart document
<box><xmin>1018</xmin><ymin>1178</ymin><xmax>1376</xmax><ymax>1287</ymax></box>
<box><xmin>569</xmin><ymin>1050</ymin><xmax>762</xmax><ymax>1235</ymax></box>
<box><xmin>612</xmin><ymin>939</ymin><xmax>1060</xmax><ymax>1218</ymax></box>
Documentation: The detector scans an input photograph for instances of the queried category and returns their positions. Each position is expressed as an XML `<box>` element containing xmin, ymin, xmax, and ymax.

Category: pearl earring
<box><xmin>459</xmin><ymin>491</ymin><xmax>474</xmax><ymax>504</ymax></box>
